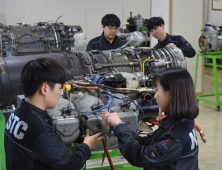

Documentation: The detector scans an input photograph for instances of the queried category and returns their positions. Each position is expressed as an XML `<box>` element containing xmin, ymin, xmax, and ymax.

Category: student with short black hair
<box><xmin>4</xmin><ymin>58</ymin><xmax>104</xmax><ymax>170</ymax></box>
<box><xmin>102</xmin><ymin>67</ymin><xmax>199</xmax><ymax>170</ymax></box>
<box><xmin>146</xmin><ymin>17</ymin><xmax>196</xmax><ymax>58</ymax></box>
<box><xmin>86</xmin><ymin>14</ymin><xmax>128</xmax><ymax>51</ymax></box>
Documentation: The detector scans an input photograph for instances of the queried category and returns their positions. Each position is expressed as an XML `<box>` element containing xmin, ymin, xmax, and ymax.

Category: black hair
<box><xmin>21</xmin><ymin>58</ymin><xmax>66</xmax><ymax>97</ymax></box>
<box><xmin>152</xmin><ymin>67</ymin><xmax>199</xmax><ymax>119</ymax></box>
<box><xmin>146</xmin><ymin>17</ymin><xmax>165</xmax><ymax>31</ymax></box>
<box><xmin>101</xmin><ymin>14</ymin><xmax>121</xmax><ymax>27</ymax></box>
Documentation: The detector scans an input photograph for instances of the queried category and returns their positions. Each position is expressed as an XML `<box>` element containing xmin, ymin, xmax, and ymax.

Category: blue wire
<box><xmin>66</xmin><ymin>89</ymin><xmax>144</xmax><ymax>120</ymax></box>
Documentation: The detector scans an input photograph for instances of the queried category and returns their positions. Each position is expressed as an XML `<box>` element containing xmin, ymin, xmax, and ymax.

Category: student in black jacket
<box><xmin>102</xmin><ymin>67</ymin><xmax>199</xmax><ymax>170</ymax></box>
<box><xmin>146</xmin><ymin>17</ymin><xmax>196</xmax><ymax>58</ymax></box>
<box><xmin>4</xmin><ymin>58</ymin><xmax>104</xmax><ymax>170</ymax></box>
<box><xmin>86</xmin><ymin>14</ymin><xmax>128</xmax><ymax>51</ymax></box>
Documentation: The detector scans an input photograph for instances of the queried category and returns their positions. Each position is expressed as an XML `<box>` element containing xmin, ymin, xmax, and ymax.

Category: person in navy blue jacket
<box><xmin>102</xmin><ymin>67</ymin><xmax>199</xmax><ymax>170</ymax></box>
<box><xmin>86</xmin><ymin>14</ymin><xmax>128</xmax><ymax>51</ymax></box>
<box><xmin>146</xmin><ymin>17</ymin><xmax>196</xmax><ymax>58</ymax></box>
<box><xmin>4</xmin><ymin>58</ymin><xmax>104</xmax><ymax>170</ymax></box>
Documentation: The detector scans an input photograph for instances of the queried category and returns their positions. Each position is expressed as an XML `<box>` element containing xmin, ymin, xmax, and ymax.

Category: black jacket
<box><xmin>4</xmin><ymin>101</ymin><xmax>91</xmax><ymax>170</ymax></box>
<box><xmin>154</xmin><ymin>33</ymin><xmax>196</xmax><ymax>58</ymax></box>
<box><xmin>86</xmin><ymin>32</ymin><xmax>128</xmax><ymax>51</ymax></box>
<box><xmin>113</xmin><ymin>116</ymin><xmax>199</xmax><ymax>170</ymax></box>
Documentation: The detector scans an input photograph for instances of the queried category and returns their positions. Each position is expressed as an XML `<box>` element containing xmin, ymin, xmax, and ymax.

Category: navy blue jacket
<box><xmin>114</xmin><ymin>116</ymin><xmax>199</xmax><ymax>170</ymax></box>
<box><xmin>86</xmin><ymin>33</ymin><xmax>128</xmax><ymax>51</ymax></box>
<box><xmin>4</xmin><ymin>101</ymin><xmax>91</xmax><ymax>170</ymax></box>
<box><xmin>154</xmin><ymin>33</ymin><xmax>196</xmax><ymax>58</ymax></box>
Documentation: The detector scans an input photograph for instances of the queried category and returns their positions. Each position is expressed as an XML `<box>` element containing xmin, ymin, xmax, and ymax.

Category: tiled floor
<box><xmin>196</xmin><ymin>67</ymin><xmax>222</xmax><ymax>170</ymax></box>
<box><xmin>87</xmin><ymin>66</ymin><xmax>222</xmax><ymax>170</ymax></box>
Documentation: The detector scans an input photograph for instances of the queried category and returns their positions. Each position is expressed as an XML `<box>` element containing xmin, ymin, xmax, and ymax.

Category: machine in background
<box><xmin>118</xmin><ymin>12</ymin><xmax>150</xmax><ymax>47</ymax></box>
<box><xmin>0</xmin><ymin>22</ymin><xmax>85</xmax><ymax>57</ymax></box>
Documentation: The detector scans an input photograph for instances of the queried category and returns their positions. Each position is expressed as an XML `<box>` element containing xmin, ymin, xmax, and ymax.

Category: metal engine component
<box><xmin>46</xmin><ymin>91</ymin><xmax>138</xmax><ymax>149</ymax></box>
<box><xmin>118</xmin><ymin>12</ymin><xmax>150</xmax><ymax>47</ymax></box>
<box><xmin>0</xmin><ymin>47</ymin><xmax>186</xmax><ymax>109</ymax></box>
<box><xmin>52</xmin><ymin>115</ymin><xmax>80</xmax><ymax>144</ymax></box>
<box><xmin>118</xmin><ymin>31</ymin><xmax>150</xmax><ymax>47</ymax></box>
<box><xmin>121</xmin><ymin>12</ymin><xmax>148</xmax><ymax>32</ymax></box>
<box><xmin>0</xmin><ymin>22</ymin><xmax>85</xmax><ymax>57</ymax></box>
<box><xmin>1</xmin><ymin>47</ymin><xmax>186</xmax><ymax>149</ymax></box>
<box><xmin>199</xmin><ymin>24</ymin><xmax>222</xmax><ymax>54</ymax></box>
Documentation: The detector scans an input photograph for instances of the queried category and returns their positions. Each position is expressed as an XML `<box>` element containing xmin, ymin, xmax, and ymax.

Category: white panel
<box><xmin>122</xmin><ymin>0</ymin><xmax>151</xmax><ymax>27</ymax></box>
<box><xmin>0</xmin><ymin>0</ymin><xmax>4</xmax><ymax>23</ymax></box>
<box><xmin>85</xmin><ymin>0</ymin><xmax>122</xmax><ymax>44</ymax></box>
<box><xmin>208</xmin><ymin>0</ymin><xmax>222</xmax><ymax>26</ymax></box>
<box><xmin>46</xmin><ymin>0</ymin><xmax>86</xmax><ymax>37</ymax></box>
<box><xmin>172</xmin><ymin>0</ymin><xmax>204</xmax><ymax>93</ymax></box>
<box><xmin>4</xmin><ymin>0</ymin><xmax>46</xmax><ymax>25</ymax></box>
<box><xmin>150</xmin><ymin>0</ymin><xmax>170</xmax><ymax>47</ymax></box>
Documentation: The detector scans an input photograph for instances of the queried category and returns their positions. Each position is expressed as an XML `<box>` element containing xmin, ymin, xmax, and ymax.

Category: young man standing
<box><xmin>146</xmin><ymin>17</ymin><xmax>196</xmax><ymax>58</ymax></box>
<box><xmin>4</xmin><ymin>58</ymin><xmax>104</xmax><ymax>170</ymax></box>
<box><xmin>86</xmin><ymin>14</ymin><xmax>128</xmax><ymax>51</ymax></box>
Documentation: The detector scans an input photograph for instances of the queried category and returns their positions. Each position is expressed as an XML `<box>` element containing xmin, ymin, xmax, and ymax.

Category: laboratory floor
<box><xmin>87</xmin><ymin>66</ymin><xmax>222</xmax><ymax>170</ymax></box>
<box><xmin>196</xmin><ymin>66</ymin><xmax>222</xmax><ymax>170</ymax></box>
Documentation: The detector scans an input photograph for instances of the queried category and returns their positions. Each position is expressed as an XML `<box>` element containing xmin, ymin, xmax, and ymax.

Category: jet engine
<box><xmin>118</xmin><ymin>12</ymin><xmax>150</xmax><ymax>47</ymax></box>
<box><xmin>199</xmin><ymin>24</ymin><xmax>222</xmax><ymax>54</ymax></box>
<box><xmin>1</xmin><ymin>47</ymin><xmax>186</xmax><ymax>149</ymax></box>
<box><xmin>0</xmin><ymin>22</ymin><xmax>85</xmax><ymax>57</ymax></box>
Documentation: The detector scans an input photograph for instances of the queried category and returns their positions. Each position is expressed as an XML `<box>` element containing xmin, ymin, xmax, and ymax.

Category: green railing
<box><xmin>194</xmin><ymin>52</ymin><xmax>222</xmax><ymax>111</ymax></box>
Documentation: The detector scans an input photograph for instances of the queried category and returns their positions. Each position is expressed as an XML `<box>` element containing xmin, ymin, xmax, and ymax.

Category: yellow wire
<box><xmin>142</xmin><ymin>57</ymin><xmax>150</xmax><ymax>73</ymax></box>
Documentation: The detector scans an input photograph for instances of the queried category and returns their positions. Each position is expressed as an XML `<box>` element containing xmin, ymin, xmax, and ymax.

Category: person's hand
<box><xmin>166</xmin><ymin>43</ymin><xmax>176</xmax><ymax>47</ymax></box>
<box><xmin>83</xmin><ymin>129</ymin><xmax>104</xmax><ymax>150</ymax></box>
<box><xmin>102</xmin><ymin>112</ymin><xmax>122</xmax><ymax>127</ymax></box>
<box><xmin>102</xmin><ymin>111</ymin><xmax>110</xmax><ymax>126</ymax></box>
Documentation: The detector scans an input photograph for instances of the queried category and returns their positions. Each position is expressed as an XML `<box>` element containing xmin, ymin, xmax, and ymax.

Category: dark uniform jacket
<box><xmin>86</xmin><ymin>32</ymin><xmax>128</xmax><ymax>51</ymax></box>
<box><xmin>114</xmin><ymin>116</ymin><xmax>199</xmax><ymax>170</ymax></box>
<box><xmin>154</xmin><ymin>33</ymin><xmax>196</xmax><ymax>58</ymax></box>
<box><xmin>4</xmin><ymin>101</ymin><xmax>91</xmax><ymax>170</ymax></box>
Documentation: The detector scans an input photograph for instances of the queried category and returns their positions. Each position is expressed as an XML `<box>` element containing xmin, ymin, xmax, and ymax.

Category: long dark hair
<box><xmin>153</xmin><ymin>67</ymin><xmax>199</xmax><ymax>119</ymax></box>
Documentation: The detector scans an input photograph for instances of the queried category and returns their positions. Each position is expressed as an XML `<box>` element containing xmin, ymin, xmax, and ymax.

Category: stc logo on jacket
<box><xmin>5</xmin><ymin>113</ymin><xmax>28</xmax><ymax>140</ymax></box>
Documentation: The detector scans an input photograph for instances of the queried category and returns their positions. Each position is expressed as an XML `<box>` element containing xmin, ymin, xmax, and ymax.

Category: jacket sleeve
<box><xmin>31</xmin><ymin>131</ymin><xmax>91</xmax><ymax>170</ymax></box>
<box><xmin>114</xmin><ymin>123</ymin><xmax>183</xmax><ymax>168</ymax></box>
<box><xmin>177</xmin><ymin>36</ymin><xmax>196</xmax><ymax>58</ymax></box>
<box><xmin>127</xmin><ymin>129</ymin><xmax>153</xmax><ymax>146</ymax></box>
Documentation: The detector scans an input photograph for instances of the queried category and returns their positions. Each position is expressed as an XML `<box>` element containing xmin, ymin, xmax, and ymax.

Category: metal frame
<box><xmin>194</xmin><ymin>52</ymin><xmax>222</xmax><ymax>110</ymax></box>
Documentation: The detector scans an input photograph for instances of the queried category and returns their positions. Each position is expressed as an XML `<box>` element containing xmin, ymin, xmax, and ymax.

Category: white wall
<box><xmin>208</xmin><ymin>0</ymin><xmax>222</xmax><ymax>26</ymax></box>
<box><xmin>0</xmin><ymin>0</ymin><xmax>151</xmax><ymax>44</ymax></box>
<box><xmin>172</xmin><ymin>0</ymin><xmax>204</xmax><ymax>93</ymax></box>
<box><xmin>150</xmin><ymin>0</ymin><xmax>170</xmax><ymax>47</ymax></box>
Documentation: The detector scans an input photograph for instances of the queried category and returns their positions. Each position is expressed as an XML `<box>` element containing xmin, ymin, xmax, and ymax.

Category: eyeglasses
<box><xmin>107</xmin><ymin>26</ymin><xmax>119</xmax><ymax>31</ymax></box>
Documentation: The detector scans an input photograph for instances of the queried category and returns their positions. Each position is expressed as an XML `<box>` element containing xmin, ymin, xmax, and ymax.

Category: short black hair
<box><xmin>153</xmin><ymin>67</ymin><xmax>199</xmax><ymax>119</ymax></box>
<box><xmin>101</xmin><ymin>14</ymin><xmax>121</xmax><ymax>27</ymax></box>
<box><xmin>21</xmin><ymin>58</ymin><xmax>66</xmax><ymax>97</ymax></box>
<box><xmin>146</xmin><ymin>17</ymin><xmax>165</xmax><ymax>31</ymax></box>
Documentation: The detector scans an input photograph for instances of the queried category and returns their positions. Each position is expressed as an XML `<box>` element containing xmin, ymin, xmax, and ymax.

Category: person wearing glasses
<box><xmin>86</xmin><ymin>14</ymin><xmax>128</xmax><ymax>51</ymax></box>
